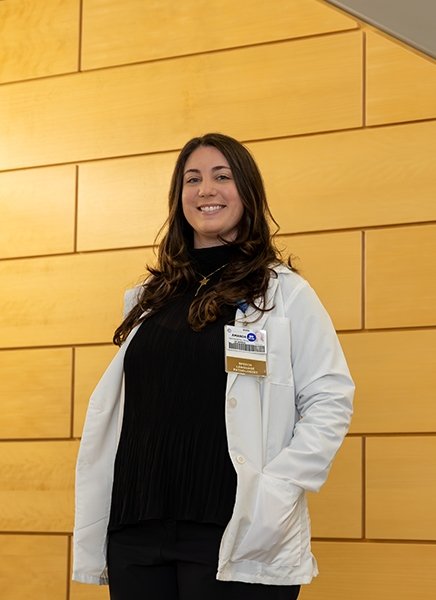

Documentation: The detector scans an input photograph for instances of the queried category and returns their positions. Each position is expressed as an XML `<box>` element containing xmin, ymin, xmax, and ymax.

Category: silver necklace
<box><xmin>194</xmin><ymin>263</ymin><xmax>228</xmax><ymax>297</ymax></box>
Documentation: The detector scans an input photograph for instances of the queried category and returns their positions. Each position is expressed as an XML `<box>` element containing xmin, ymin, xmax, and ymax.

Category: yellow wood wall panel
<box><xmin>0</xmin><ymin>535</ymin><xmax>67</xmax><ymax>600</ymax></box>
<box><xmin>82</xmin><ymin>0</ymin><xmax>358</xmax><ymax>69</ymax></box>
<box><xmin>302</xmin><ymin>541</ymin><xmax>436</xmax><ymax>600</ymax></box>
<box><xmin>0</xmin><ymin>441</ymin><xmax>79</xmax><ymax>531</ymax></box>
<box><xmin>77</xmin><ymin>154</ymin><xmax>176</xmax><ymax>250</ymax></box>
<box><xmin>0</xmin><ymin>32</ymin><xmax>362</xmax><ymax>170</ymax></box>
<box><xmin>280</xmin><ymin>232</ymin><xmax>361</xmax><ymax>330</ymax></box>
<box><xmin>74</xmin><ymin>345</ymin><xmax>118</xmax><ymax>438</ymax></box>
<box><xmin>250</xmin><ymin>121</ymin><xmax>436</xmax><ymax>234</ymax></box>
<box><xmin>0</xmin><ymin>348</ymin><xmax>72</xmax><ymax>439</ymax></box>
<box><xmin>366</xmin><ymin>436</ymin><xmax>436</xmax><ymax>540</ymax></box>
<box><xmin>0</xmin><ymin>165</ymin><xmax>76</xmax><ymax>258</ymax></box>
<box><xmin>366</xmin><ymin>225</ymin><xmax>436</xmax><ymax>328</ymax></box>
<box><xmin>340</xmin><ymin>330</ymin><xmax>436</xmax><ymax>434</ymax></box>
<box><xmin>308</xmin><ymin>437</ymin><xmax>362</xmax><ymax>538</ymax></box>
<box><xmin>0</xmin><ymin>0</ymin><xmax>79</xmax><ymax>84</ymax></box>
<box><xmin>0</xmin><ymin>248</ymin><xmax>154</xmax><ymax>348</ymax></box>
<box><xmin>71</xmin><ymin>580</ymin><xmax>109</xmax><ymax>600</ymax></box>
<box><xmin>366</xmin><ymin>31</ymin><xmax>436</xmax><ymax>125</ymax></box>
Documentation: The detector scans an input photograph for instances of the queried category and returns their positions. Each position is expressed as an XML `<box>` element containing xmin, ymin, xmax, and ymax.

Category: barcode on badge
<box><xmin>228</xmin><ymin>341</ymin><xmax>266</xmax><ymax>353</ymax></box>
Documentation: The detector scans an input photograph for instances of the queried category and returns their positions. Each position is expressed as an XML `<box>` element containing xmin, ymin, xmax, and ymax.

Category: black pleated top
<box><xmin>108</xmin><ymin>245</ymin><xmax>238</xmax><ymax>531</ymax></box>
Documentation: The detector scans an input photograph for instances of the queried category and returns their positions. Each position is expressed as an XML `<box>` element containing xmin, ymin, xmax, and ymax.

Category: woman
<box><xmin>73</xmin><ymin>133</ymin><xmax>354</xmax><ymax>599</ymax></box>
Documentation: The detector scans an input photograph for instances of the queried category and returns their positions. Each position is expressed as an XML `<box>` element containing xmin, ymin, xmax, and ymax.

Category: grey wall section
<box><xmin>325</xmin><ymin>0</ymin><xmax>436</xmax><ymax>59</ymax></box>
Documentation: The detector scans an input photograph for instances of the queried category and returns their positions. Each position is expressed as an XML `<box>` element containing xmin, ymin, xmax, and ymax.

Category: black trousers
<box><xmin>107</xmin><ymin>520</ymin><xmax>301</xmax><ymax>600</ymax></box>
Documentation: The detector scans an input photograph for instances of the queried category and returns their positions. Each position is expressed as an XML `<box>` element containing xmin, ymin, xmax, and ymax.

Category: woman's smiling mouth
<box><xmin>198</xmin><ymin>205</ymin><xmax>226</xmax><ymax>213</ymax></box>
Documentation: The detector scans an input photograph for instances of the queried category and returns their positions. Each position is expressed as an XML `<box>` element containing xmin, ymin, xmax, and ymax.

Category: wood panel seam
<box><xmin>79</xmin><ymin>26</ymin><xmax>361</xmax><ymax>70</ymax></box>
<box><xmin>2</xmin><ymin>433</ymin><xmax>436</xmax><ymax>442</ymax></box>
<box><xmin>1</xmin><ymin>119</ymin><xmax>435</xmax><ymax>174</ymax></box>
<box><xmin>0</xmin><ymin>437</ymin><xmax>81</xmax><ymax>443</ymax></box>
<box><xmin>0</xmin><ymin>68</ymin><xmax>82</xmax><ymax>89</ymax></box>
<box><xmin>347</xmin><ymin>432</ymin><xmax>436</xmax><ymax>437</ymax></box>
<box><xmin>0</xmin><ymin>531</ymin><xmax>73</xmax><ymax>536</ymax></box>
<box><xmin>0</xmin><ymin>27</ymin><xmax>360</xmax><ymax>88</ymax></box>
<box><xmin>362</xmin><ymin>30</ymin><xmax>366</xmax><ymax>127</ymax></box>
<box><xmin>337</xmin><ymin>325</ymin><xmax>436</xmax><ymax>334</ymax></box>
<box><xmin>277</xmin><ymin>221</ymin><xmax>436</xmax><ymax>237</ymax></box>
<box><xmin>66</xmin><ymin>534</ymin><xmax>72</xmax><ymax>600</ymax></box>
<box><xmin>362</xmin><ymin>436</ymin><xmax>366</xmax><ymax>538</ymax></box>
<box><xmin>0</xmin><ymin>529</ymin><xmax>433</xmax><ymax>542</ymax></box>
<box><xmin>78</xmin><ymin>0</ymin><xmax>83</xmax><ymax>72</ymax></box>
<box><xmin>243</xmin><ymin>117</ymin><xmax>436</xmax><ymax>141</ymax></box>
<box><xmin>2</xmin><ymin>330</ymin><xmax>436</xmax><ymax>352</ymax></box>
<box><xmin>361</xmin><ymin>231</ymin><xmax>366</xmax><ymax>329</ymax></box>
<box><xmin>74</xmin><ymin>165</ymin><xmax>79</xmax><ymax>253</ymax></box>
<box><xmin>2</xmin><ymin>220</ymin><xmax>436</xmax><ymax>263</ymax></box>
<box><xmin>0</xmin><ymin>533</ymin><xmax>434</xmax><ymax>543</ymax></box>
<box><xmin>0</xmin><ymin>123</ymin><xmax>369</xmax><ymax>173</ymax></box>
<box><xmin>311</xmin><ymin>537</ymin><xmax>436</xmax><ymax>544</ymax></box>
<box><xmin>70</xmin><ymin>348</ymin><xmax>75</xmax><ymax>439</ymax></box>
<box><xmin>0</xmin><ymin>343</ymin><xmax>114</xmax><ymax>352</ymax></box>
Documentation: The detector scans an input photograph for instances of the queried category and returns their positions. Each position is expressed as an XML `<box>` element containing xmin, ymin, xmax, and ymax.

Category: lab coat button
<box><xmin>228</xmin><ymin>397</ymin><xmax>237</xmax><ymax>408</ymax></box>
<box><xmin>236</xmin><ymin>455</ymin><xmax>245</xmax><ymax>464</ymax></box>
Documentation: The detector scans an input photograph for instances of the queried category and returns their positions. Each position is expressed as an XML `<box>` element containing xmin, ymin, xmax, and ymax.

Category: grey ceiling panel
<box><xmin>325</xmin><ymin>0</ymin><xmax>436</xmax><ymax>59</ymax></box>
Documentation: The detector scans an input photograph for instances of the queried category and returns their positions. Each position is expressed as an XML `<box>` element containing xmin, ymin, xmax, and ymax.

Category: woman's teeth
<box><xmin>199</xmin><ymin>205</ymin><xmax>224</xmax><ymax>212</ymax></box>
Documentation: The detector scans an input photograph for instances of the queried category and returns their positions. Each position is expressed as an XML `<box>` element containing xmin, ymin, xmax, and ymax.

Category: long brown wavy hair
<box><xmin>113</xmin><ymin>133</ymin><xmax>291</xmax><ymax>346</ymax></box>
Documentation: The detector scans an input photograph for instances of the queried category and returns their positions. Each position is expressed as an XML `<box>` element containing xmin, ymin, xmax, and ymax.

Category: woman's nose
<box><xmin>198</xmin><ymin>179</ymin><xmax>216</xmax><ymax>197</ymax></box>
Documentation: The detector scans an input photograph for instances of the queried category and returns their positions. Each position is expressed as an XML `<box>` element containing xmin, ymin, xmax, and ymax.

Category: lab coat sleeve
<box><xmin>263</xmin><ymin>282</ymin><xmax>354</xmax><ymax>493</ymax></box>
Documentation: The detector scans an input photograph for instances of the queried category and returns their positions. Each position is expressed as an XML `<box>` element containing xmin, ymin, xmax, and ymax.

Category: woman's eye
<box><xmin>185</xmin><ymin>177</ymin><xmax>199</xmax><ymax>184</ymax></box>
<box><xmin>216</xmin><ymin>174</ymin><xmax>230</xmax><ymax>180</ymax></box>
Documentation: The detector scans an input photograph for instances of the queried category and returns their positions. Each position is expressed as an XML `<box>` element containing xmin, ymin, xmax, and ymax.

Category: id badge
<box><xmin>224</xmin><ymin>325</ymin><xmax>267</xmax><ymax>377</ymax></box>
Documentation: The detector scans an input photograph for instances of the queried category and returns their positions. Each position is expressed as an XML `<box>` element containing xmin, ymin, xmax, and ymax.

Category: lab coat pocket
<box><xmin>232</xmin><ymin>473</ymin><xmax>302</xmax><ymax>566</ymax></box>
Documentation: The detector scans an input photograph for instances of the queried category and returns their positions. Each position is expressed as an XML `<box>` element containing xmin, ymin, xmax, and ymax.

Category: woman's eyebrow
<box><xmin>183</xmin><ymin>165</ymin><xmax>230</xmax><ymax>176</ymax></box>
<box><xmin>211</xmin><ymin>165</ymin><xmax>231</xmax><ymax>170</ymax></box>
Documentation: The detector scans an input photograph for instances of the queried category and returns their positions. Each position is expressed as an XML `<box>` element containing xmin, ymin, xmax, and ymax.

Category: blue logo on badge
<box><xmin>247</xmin><ymin>332</ymin><xmax>256</xmax><ymax>342</ymax></box>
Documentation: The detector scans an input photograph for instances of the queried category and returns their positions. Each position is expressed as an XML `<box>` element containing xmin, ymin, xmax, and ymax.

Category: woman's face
<box><xmin>181</xmin><ymin>145</ymin><xmax>244</xmax><ymax>248</ymax></box>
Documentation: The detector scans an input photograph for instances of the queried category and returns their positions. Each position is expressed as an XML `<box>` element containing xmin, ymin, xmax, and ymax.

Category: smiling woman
<box><xmin>73</xmin><ymin>133</ymin><xmax>354</xmax><ymax>600</ymax></box>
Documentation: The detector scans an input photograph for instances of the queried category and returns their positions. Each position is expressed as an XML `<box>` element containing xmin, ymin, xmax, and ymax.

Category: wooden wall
<box><xmin>0</xmin><ymin>1</ymin><xmax>435</xmax><ymax>598</ymax></box>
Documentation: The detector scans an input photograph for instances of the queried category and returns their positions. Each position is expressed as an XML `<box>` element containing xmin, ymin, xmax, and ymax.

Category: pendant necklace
<box><xmin>194</xmin><ymin>263</ymin><xmax>229</xmax><ymax>297</ymax></box>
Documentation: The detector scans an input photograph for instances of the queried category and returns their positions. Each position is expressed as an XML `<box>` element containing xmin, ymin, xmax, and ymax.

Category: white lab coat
<box><xmin>73</xmin><ymin>265</ymin><xmax>354</xmax><ymax>586</ymax></box>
